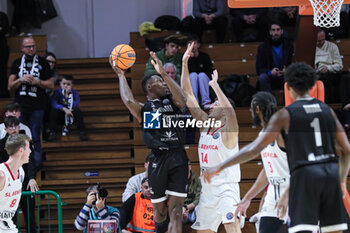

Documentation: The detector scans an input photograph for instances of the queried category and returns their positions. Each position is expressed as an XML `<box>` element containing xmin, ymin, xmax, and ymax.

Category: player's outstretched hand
<box><xmin>27</xmin><ymin>179</ymin><xmax>39</xmax><ymax>193</ymax></box>
<box><xmin>202</xmin><ymin>166</ymin><xmax>221</xmax><ymax>183</ymax></box>
<box><xmin>209</xmin><ymin>70</ymin><xmax>219</xmax><ymax>87</ymax></box>
<box><xmin>150</xmin><ymin>52</ymin><xmax>165</xmax><ymax>75</ymax></box>
<box><xmin>234</xmin><ymin>199</ymin><xmax>251</xmax><ymax>219</ymax></box>
<box><xmin>95</xmin><ymin>194</ymin><xmax>106</xmax><ymax>210</ymax></box>
<box><xmin>183</xmin><ymin>42</ymin><xmax>194</xmax><ymax>64</ymax></box>
<box><xmin>275</xmin><ymin>191</ymin><xmax>289</xmax><ymax>220</ymax></box>
<box><xmin>109</xmin><ymin>56</ymin><xmax>125</xmax><ymax>77</ymax></box>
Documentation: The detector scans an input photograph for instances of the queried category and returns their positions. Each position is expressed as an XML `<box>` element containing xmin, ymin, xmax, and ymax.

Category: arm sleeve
<box><xmin>72</xmin><ymin>90</ymin><xmax>81</xmax><ymax>108</ymax></box>
<box><xmin>40</xmin><ymin>59</ymin><xmax>54</xmax><ymax>81</ymax></box>
<box><xmin>74</xmin><ymin>204</ymin><xmax>92</xmax><ymax>231</ymax></box>
<box><xmin>192</xmin><ymin>0</ymin><xmax>202</xmax><ymax>18</ymax></box>
<box><xmin>328</xmin><ymin>44</ymin><xmax>343</xmax><ymax>72</ymax></box>
<box><xmin>95</xmin><ymin>206</ymin><xmax>120</xmax><ymax>226</ymax></box>
<box><xmin>51</xmin><ymin>90</ymin><xmax>64</xmax><ymax>110</ymax></box>
<box><xmin>27</xmin><ymin>141</ymin><xmax>36</xmax><ymax>179</ymax></box>
<box><xmin>213</xmin><ymin>0</ymin><xmax>225</xmax><ymax>16</ymax></box>
<box><xmin>119</xmin><ymin>195</ymin><xmax>136</xmax><ymax>229</ymax></box>
<box><xmin>122</xmin><ymin>176</ymin><xmax>140</xmax><ymax>202</ymax></box>
<box><xmin>144</xmin><ymin>57</ymin><xmax>157</xmax><ymax>76</ymax></box>
<box><xmin>10</xmin><ymin>59</ymin><xmax>20</xmax><ymax>76</ymax></box>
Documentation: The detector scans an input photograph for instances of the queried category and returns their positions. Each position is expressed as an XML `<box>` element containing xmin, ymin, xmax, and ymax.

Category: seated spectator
<box><xmin>122</xmin><ymin>154</ymin><xmax>150</xmax><ymax>202</ymax></box>
<box><xmin>43</xmin><ymin>52</ymin><xmax>58</xmax><ymax>140</ymax></box>
<box><xmin>324</xmin><ymin>4</ymin><xmax>350</xmax><ymax>39</ymax></box>
<box><xmin>187</xmin><ymin>35</ymin><xmax>214</xmax><ymax>109</ymax></box>
<box><xmin>192</xmin><ymin>0</ymin><xmax>228</xmax><ymax>43</ymax></box>
<box><xmin>315</xmin><ymin>28</ymin><xmax>343</xmax><ymax>103</ymax></box>
<box><xmin>0</xmin><ymin>116</ymin><xmax>39</xmax><ymax>233</ymax></box>
<box><xmin>144</xmin><ymin>35</ymin><xmax>182</xmax><ymax>83</ymax></box>
<box><xmin>0</xmin><ymin>102</ymin><xmax>31</xmax><ymax>139</ymax></box>
<box><xmin>74</xmin><ymin>184</ymin><xmax>120</xmax><ymax>232</ymax></box>
<box><xmin>256</xmin><ymin>22</ymin><xmax>294</xmax><ymax>93</ymax></box>
<box><xmin>230</xmin><ymin>8</ymin><xmax>269</xmax><ymax>42</ymax></box>
<box><xmin>163</xmin><ymin>63</ymin><xmax>177</xmax><ymax>81</ymax></box>
<box><xmin>47</xmin><ymin>75</ymin><xmax>88</xmax><ymax>141</ymax></box>
<box><xmin>120</xmin><ymin>178</ymin><xmax>155</xmax><ymax>233</ymax></box>
<box><xmin>183</xmin><ymin>162</ymin><xmax>201</xmax><ymax>224</ymax></box>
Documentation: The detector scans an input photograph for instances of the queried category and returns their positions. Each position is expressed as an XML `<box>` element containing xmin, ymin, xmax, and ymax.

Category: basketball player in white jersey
<box><xmin>235</xmin><ymin>92</ymin><xmax>289</xmax><ymax>233</ymax></box>
<box><xmin>0</xmin><ymin>134</ymin><xmax>31</xmax><ymax>232</ymax></box>
<box><xmin>181</xmin><ymin>42</ymin><xmax>242</xmax><ymax>233</ymax></box>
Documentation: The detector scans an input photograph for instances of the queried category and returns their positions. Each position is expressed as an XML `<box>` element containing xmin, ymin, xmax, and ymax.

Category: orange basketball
<box><xmin>110</xmin><ymin>44</ymin><xmax>136</xmax><ymax>70</ymax></box>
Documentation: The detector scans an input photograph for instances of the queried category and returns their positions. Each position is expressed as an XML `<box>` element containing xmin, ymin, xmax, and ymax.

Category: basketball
<box><xmin>110</xmin><ymin>44</ymin><xmax>136</xmax><ymax>69</ymax></box>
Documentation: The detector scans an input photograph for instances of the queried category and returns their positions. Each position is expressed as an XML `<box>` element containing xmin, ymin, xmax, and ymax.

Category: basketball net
<box><xmin>309</xmin><ymin>0</ymin><xmax>344</xmax><ymax>28</ymax></box>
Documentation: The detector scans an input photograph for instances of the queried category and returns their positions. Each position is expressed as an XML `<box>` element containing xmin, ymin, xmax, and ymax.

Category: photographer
<box><xmin>74</xmin><ymin>184</ymin><xmax>120</xmax><ymax>232</ymax></box>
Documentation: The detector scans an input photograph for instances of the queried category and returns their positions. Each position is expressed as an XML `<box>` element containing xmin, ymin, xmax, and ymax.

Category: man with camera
<box><xmin>74</xmin><ymin>184</ymin><xmax>120</xmax><ymax>233</ymax></box>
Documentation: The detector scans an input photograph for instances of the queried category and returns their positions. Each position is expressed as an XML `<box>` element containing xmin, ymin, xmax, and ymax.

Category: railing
<box><xmin>16</xmin><ymin>190</ymin><xmax>63</xmax><ymax>233</ymax></box>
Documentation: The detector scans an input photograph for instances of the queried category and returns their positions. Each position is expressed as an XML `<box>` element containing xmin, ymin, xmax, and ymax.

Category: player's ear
<box><xmin>255</xmin><ymin>105</ymin><xmax>261</xmax><ymax>114</ymax></box>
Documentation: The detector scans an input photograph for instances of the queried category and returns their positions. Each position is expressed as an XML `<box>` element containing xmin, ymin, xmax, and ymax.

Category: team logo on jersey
<box><xmin>143</xmin><ymin>110</ymin><xmax>161</xmax><ymax>129</ymax></box>
<box><xmin>20</xmin><ymin>175</ymin><xmax>24</xmax><ymax>183</ymax></box>
<box><xmin>270</xmin><ymin>141</ymin><xmax>275</xmax><ymax>146</ymax></box>
<box><xmin>212</xmin><ymin>132</ymin><xmax>220</xmax><ymax>139</ymax></box>
<box><xmin>226</xmin><ymin>212</ymin><xmax>234</xmax><ymax>220</ymax></box>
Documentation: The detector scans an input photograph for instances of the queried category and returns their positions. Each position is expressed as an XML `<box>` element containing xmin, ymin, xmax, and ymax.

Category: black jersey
<box><xmin>141</xmin><ymin>98</ymin><xmax>186</xmax><ymax>150</ymax></box>
<box><xmin>284</xmin><ymin>98</ymin><xmax>337</xmax><ymax>172</ymax></box>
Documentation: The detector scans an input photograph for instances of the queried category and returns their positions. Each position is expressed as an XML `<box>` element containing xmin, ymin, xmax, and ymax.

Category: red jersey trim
<box><xmin>4</xmin><ymin>163</ymin><xmax>19</xmax><ymax>181</ymax></box>
<box><xmin>207</xmin><ymin>125</ymin><xmax>225</xmax><ymax>135</ymax></box>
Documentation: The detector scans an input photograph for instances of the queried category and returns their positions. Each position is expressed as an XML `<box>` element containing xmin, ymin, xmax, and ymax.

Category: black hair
<box><xmin>45</xmin><ymin>52</ymin><xmax>56</xmax><ymax>60</ymax></box>
<box><xmin>284</xmin><ymin>63</ymin><xmax>318</xmax><ymax>94</ymax></box>
<box><xmin>141</xmin><ymin>177</ymin><xmax>149</xmax><ymax>184</ymax></box>
<box><xmin>251</xmin><ymin>92</ymin><xmax>278</xmax><ymax>124</ymax></box>
<box><xmin>185</xmin><ymin>33</ymin><xmax>200</xmax><ymax>43</ymax></box>
<box><xmin>163</xmin><ymin>35</ymin><xmax>181</xmax><ymax>45</ymax></box>
<box><xmin>5</xmin><ymin>102</ymin><xmax>21</xmax><ymax>112</ymax></box>
<box><xmin>269</xmin><ymin>21</ymin><xmax>283</xmax><ymax>30</ymax></box>
<box><xmin>141</xmin><ymin>74</ymin><xmax>160</xmax><ymax>93</ymax></box>
<box><xmin>62</xmin><ymin>74</ymin><xmax>74</xmax><ymax>82</ymax></box>
<box><xmin>4</xmin><ymin>116</ymin><xmax>20</xmax><ymax>128</ymax></box>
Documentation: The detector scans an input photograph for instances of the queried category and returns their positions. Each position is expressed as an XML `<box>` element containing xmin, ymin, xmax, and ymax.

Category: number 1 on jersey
<box><xmin>310</xmin><ymin>118</ymin><xmax>322</xmax><ymax>147</ymax></box>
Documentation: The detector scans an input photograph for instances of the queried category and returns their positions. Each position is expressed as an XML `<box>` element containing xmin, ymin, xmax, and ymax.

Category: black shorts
<box><xmin>147</xmin><ymin>149</ymin><xmax>189</xmax><ymax>203</ymax></box>
<box><xmin>288</xmin><ymin>162</ymin><xmax>348</xmax><ymax>233</ymax></box>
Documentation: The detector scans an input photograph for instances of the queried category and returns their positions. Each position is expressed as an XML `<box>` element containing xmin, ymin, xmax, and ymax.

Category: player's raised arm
<box><xmin>209</xmin><ymin>70</ymin><xmax>238</xmax><ymax>140</ymax></box>
<box><xmin>149</xmin><ymin>52</ymin><xmax>186</xmax><ymax>109</ymax></box>
<box><xmin>203</xmin><ymin>108</ymin><xmax>289</xmax><ymax>183</ymax></box>
<box><xmin>109</xmin><ymin>57</ymin><xmax>142</xmax><ymax>123</ymax></box>
<box><xmin>181</xmin><ymin>42</ymin><xmax>208</xmax><ymax>121</ymax></box>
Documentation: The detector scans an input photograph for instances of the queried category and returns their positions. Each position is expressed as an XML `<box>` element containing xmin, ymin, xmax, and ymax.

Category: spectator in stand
<box><xmin>122</xmin><ymin>154</ymin><xmax>150</xmax><ymax>202</ymax></box>
<box><xmin>43</xmin><ymin>52</ymin><xmax>58</xmax><ymax>140</ymax></box>
<box><xmin>230</xmin><ymin>8</ymin><xmax>269</xmax><ymax>42</ymax></box>
<box><xmin>0</xmin><ymin>102</ymin><xmax>31</xmax><ymax>139</ymax></box>
<box><xmin>0</xmin><ymin>12</ymin><xmax>9</xmax><ymax>98</ymax></box>
<box><xmin>163</xmin><ymin>63</ymin><xmax>177</xmax><ymax>81</ymax></box>
<box><xmin>256</xmin><ymin>22</ymin><xmax>294</xmax><ymax>93</ymax></box>
<box><xmin>145</xmin><ymin>35</ymin><xmax>182</xmax><ymax>83</ymax></box>
<box><xmin>0</xmin><ymin>116</ymin><xmax>39</xmax><ymax>233</ymax></box>
<box><xmin>270</xmin><ymin>7</ymin><xmax>298</xmax><ymax>40</ymax></box>
<box><xmin>47</xmin><ymin>75</ymin><xmax>88</xmax><ymax>141</ymax></box>
<box><xmin>182</xmin><ymin>161</ymin><xmax>201</xmax><ymax>224</ymax></box>
<box><xmin>120</xmin><ymin>178</ymin><xmax>155</xmax><ymax>233</ymax></box>
<box><xmin>192</xmin><ymin>0</ymin><xmax>228</xmax><ymax>43</ymax></box>
<box><xmin>8</xmin><ymin>35</ymin><xmax>54</xmax><ymax>170</ymax></box>
<box><xmin>187</xmin><ymin>34</ymin><xmax>214</xmax><ymax>109</ymax></box>
<box><xmin>74</xmin><ymin>184</ymin><xmax>120</xmax><ymax>232</ymax></box>
<box><xmin>315</xmin><ymin>28</ymin><xmax>343</xmax><ymax>103</ymax></box>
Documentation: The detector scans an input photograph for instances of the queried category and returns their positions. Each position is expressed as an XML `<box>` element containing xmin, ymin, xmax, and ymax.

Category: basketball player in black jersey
<box><xmin>110</xmin><ymin>52</ymin><xmax>188</xmax><ymax>233</ymax></box>
<box><xmin>204</xmin><ymin>62</ymin><xmax>350</xmax><ymax>233</ymax></box>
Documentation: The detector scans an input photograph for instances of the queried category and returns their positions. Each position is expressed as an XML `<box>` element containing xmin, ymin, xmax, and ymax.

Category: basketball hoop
<box><xmin>309</xmin><ymin>0</ymin><xmax>344</xmax><ymax>28</ymax></box>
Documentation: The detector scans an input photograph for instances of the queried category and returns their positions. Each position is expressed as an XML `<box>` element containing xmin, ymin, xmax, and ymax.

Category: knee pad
<box><xmin>155</xmin><ymin>218</ymin><xmax>169</xmax><ymax>233</ymax></box>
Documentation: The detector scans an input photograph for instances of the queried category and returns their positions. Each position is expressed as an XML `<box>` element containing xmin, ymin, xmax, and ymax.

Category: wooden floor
<box><xmin>2</xmin><ymin>32</ymin><xmax>350</xmax><ymax>232</ymax></box>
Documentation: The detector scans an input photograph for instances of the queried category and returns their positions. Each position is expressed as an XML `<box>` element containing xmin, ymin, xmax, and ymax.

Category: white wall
<box><xmin>6</xmin><ymin>0</ymin><xmax>182</xmax><ymax>59</ymax></box>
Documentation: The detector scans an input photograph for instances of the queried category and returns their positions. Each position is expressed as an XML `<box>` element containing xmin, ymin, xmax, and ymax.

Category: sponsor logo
<box><xmin>213</xmin><ymin>132</ymin><xmax>220</xmax><ymax>139</ymax></box>
<box><xmin>262</xmin><ymin>152</ymin><xmax>278</xmax><ymax>158</ymax></box>
<box><xmin>143</xmin><ymin>110</ymin><xmax>161</xmax><ymax>129</ymax></box>
<box><xmin>226</xmin><ymin>212</ymin><xmax>234</xmax><ymax>220</ymax></box>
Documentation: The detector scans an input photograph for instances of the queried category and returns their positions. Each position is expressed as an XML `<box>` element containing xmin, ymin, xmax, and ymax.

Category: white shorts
<box><xmin>192</xmin><ymin>182</ymin><xmax>240</xmax><ymax>232</ymax></box>
<box><xmin>260</xmin><ymin>183</ymin><xmax>289</xmax><ymax>218</ymax></box>
<box><xmin>0</xmin><ymin>220</ymin><xmax>18</xmax><ymax>233</ymax></box>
